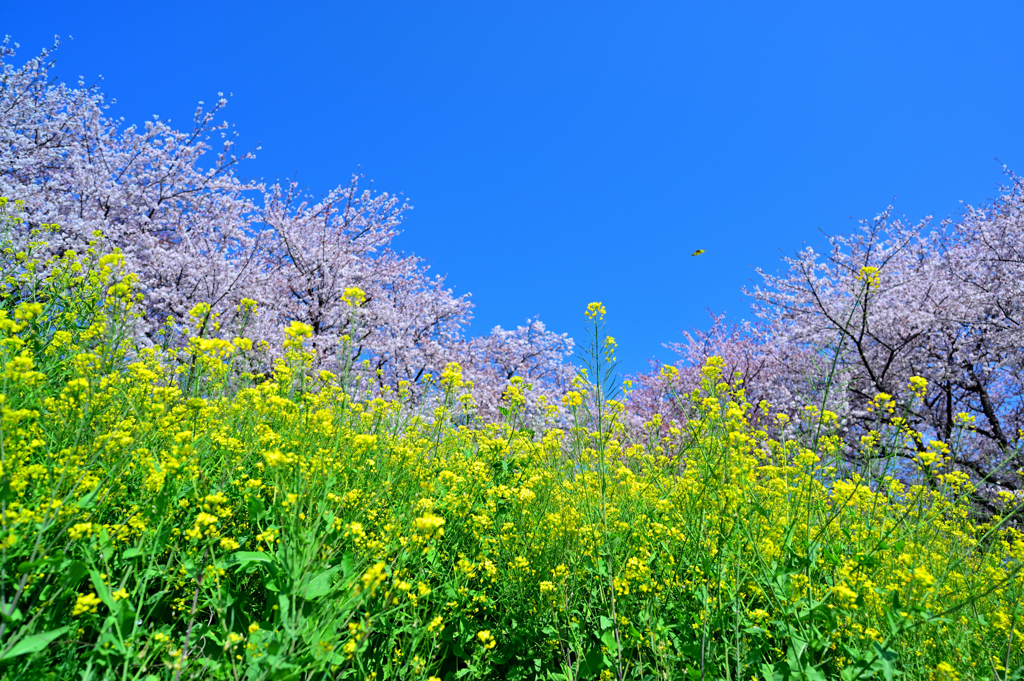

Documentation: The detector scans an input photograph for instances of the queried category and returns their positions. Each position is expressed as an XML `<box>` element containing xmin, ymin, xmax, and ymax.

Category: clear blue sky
<box><xmin>6</xmin><ymin>1</ymin><xmax>1023</xmax><ymax>378</ymax></box>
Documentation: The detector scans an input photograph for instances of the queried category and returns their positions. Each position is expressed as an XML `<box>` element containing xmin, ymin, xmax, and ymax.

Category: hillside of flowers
<box><xmin>0</xmin><ymin>37</ymin><xmax>575</xmax><ymax>426</ymax></box>
<box><xmin>0</xmin><ymin>198</ymin><xmax>1021</xmax><ymax>681</ymax></box>
<box><xmin>3</xmin><ymin>35</ymin><xmax>1024</xmax><ymax>681</ymax></box>
<box><xmin>4</xmin><ymin>34</ymin><xmax>1023</xmax><ymax>504</ymax></box>
<box><xmin>626</xmin><ymin>174</ymin><xmax>1024</xmax><ymax>516</ymax></box>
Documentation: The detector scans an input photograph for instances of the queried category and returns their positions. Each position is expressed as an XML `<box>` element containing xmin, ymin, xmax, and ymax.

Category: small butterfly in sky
<box><xmin>691</xmin><ymin>249</ymin><xmax>705</xmax><ymax>257</ymax></box>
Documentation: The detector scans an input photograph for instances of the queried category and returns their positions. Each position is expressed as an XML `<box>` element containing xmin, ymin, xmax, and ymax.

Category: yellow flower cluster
<box><xmin>585</xmin><ymin>301</ymin><xmax>606</xmax><ymax>320</ymax></box>
<box><xmin>341</xmin><ymin>286</ymin><xmax>366</xmax><ymax>307</ymax></box>
<box><xmin>856</xmin><ymin>265</ymin><xmax>882</xmax><ymax>288</ymax></box>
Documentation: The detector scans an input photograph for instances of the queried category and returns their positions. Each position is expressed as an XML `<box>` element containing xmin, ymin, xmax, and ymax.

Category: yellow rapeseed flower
<box><xmin>413</xmin><ymin>513</ymin><xmax>446</xmax><ymax>539</ymax></box>
<box><xmin>856</xmin><ymin>265</ymin><xmax>881</xmax><ymax>288</ymax></box>
<box><xmin>341</xmin><ymin>286</ymin><xmax>366</xmax><ymax>307</ymax></box>
<box><xmin>439</xmin><ymin>362</ymin><xmax>465</xmax><ymax>390</ymax></box>
<box><xmin>359</xmin><ymin>562</ymin><xmax>388</xmax><ymax>597</ymax></box>
<box><xmin>72</xmin><ymin>593</ymin><xmax>102</xmax><ymax>616</ymax></box>
<box><xmin>476</xmin><ymin>630</ymin><xmax>496</xmax><ymax>650</ymax></box>
<box><xmin>220</xmin><ymin>537</ymin><xmax>241</xmax><ymax>551</ymax></box>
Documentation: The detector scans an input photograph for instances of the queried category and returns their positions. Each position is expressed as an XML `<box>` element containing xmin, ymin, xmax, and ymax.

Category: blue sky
<box><xmin>5</xmin><ymin>1</ymin><xmax>1023</xmax><ymax>378</ymax></box>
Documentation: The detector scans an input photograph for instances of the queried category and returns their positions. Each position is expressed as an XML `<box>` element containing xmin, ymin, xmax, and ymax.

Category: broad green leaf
<box><xmin>228</xmin><ymin>551</ymin><xmax>274</xmax><ymax>570</ymax></box>
<box><xmin>76</xmin><ymin>486</ymin><xmax>100</xmax><ymax>509</ymax></box>
<box><xmin>579</xmin><ymin>646</ymin><xmax>608</xmax><ymax>678</ymax></box>
<box><xmin>90</xmin><ymin>569</ymin><xmax>114</xmax><ymax>610</ymax></box>
<box><xmin>248</xmin><ymin>495</ymin><xmax>266</xmax><ymax>522</ymax></box>
<box><xmin>0</xmin><ymin>626</ymin><xmax>69</xmax><ymax>661</ymax></box>
<box><xmin>600</xmin><ymin>628</ymin><xmax>617</xmax><ymax>651</ymax></box>
<box><xmin>304</xmin><ymin>565</ymin><xmax>342</xmax><ymax>600</ymax></box>
<box><xmin>0</xmin><ymin>602</ymin><xmax>22</xmax><ymax>626</ymax></box>
<box><xmin>59</xmin><ymin>561</ymin><xmax>88</xmax><ymax>589</ymax></box>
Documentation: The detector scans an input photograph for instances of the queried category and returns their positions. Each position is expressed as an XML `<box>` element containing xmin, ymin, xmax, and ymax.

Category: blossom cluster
<box><xmin>0</xmin><ymin>37</ymin><xmax>573</xmax><ymax>424</ymax></box>
<box><xmin>628</xmin><ymin>174</ymin><xmax>1024</xmax><ymax>517</ymax></box>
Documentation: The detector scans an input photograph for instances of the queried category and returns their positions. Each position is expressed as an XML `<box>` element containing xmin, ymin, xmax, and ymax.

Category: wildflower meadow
<box><xmin>0</xmin><ymin>197</ymin><xmax>1021</xmax><ymax>681</ymax></box>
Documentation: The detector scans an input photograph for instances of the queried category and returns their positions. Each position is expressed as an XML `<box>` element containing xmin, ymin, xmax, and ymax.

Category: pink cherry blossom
<box><xmin>0</xmin><ymin>36</ymin><xmax>574</xmax><ymax>417</ymax></box>
<box><xmin>629</xmin><ymin>172</ymin><xmax>1024</xmax><ymax>514</ymax></box>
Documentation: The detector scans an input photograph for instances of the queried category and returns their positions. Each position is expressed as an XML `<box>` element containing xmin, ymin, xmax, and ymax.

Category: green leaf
<box><xmin>248</xmin><ymin>495</ymin><xmax>266</xmax><ymax>523</ymax></box>
<box><xmin>871</xmin><ymin>641</ymin><xmax>900</xmax><ymax>681</ymax></box>
<box><xmin>181</xmin><ymin>558</ymin><xmax>198</xmax><ymax>579</ymax></box>
<box><xmin>16</xmin><ymin>559</ymin><xmax>44</xmax><ymax>574</ymax></box>
<box><xmin>76</xmin><ymin>486</ymin><xmax>100</xmax><ymax>510</ymax></box>
<box><xmin>98</xmin><ymin>527</ymin><xmax>113</xmax><ymax>562</ymax></box>
<box><xmin>804</xmin><ymin>666</ymin><xmax>828</xmax><ymax>681</ymax></box>
<box><xmin>0</xmin><ymin>626</ymin><xmax>69</xmax><ymax>661</ymax></box>
<box><xmin>121</xmin><ymin>547</ymin><xmax>143</xmax><ymax>560</ymax></box>
<box><xmin>151</xmin><ymin>492</ymin><xmax>169</xmax><ymax>519</ymax></box>
<box><xmin>20</xmin><ymin>552</ymin><xmax>64</xmax><ymax>575</ymax></box>
<box><xmin>303</xmin><ymin>566</ymin><xmax>342</xmax><ymax>601</ymax></box>
<box><xmin>90</xmin><ymin>570</ymin><xmax>115</xmax><ymax>610</ymax></box>
<box><xmin>578</xmin><ymin>646</ymin><xmax>608</xmax><ymax>678</ymax></box>
<box><xmin>338</xmin><ymin>552</ymin><xmax>355</xmax><ymax>577</ymax></box>
<box><xmin>751</xmin><ymin>502</ymin><xmax>772</xmax><ymax>521</ymax></box>
<box><xmin>0</xmin><ymin>602</ymin><xmax>22</xmax><ymax>626</ymax></box>
<box><xmin>59</xmin><ymin>561</ymin><xmax>88</xmax><ymax>589</ymax></box>
<box><xmin>599</xmin><ymin>616</ymin><xmax>614</xmax><ymax>630</ymax></box>
<box><xmin>141</xmin><ymin>589</ymin><xmax>167</xmax><ymax>608</ymax></box>
<box><xmin>227</xmin><ymin>551</ymin><xmax>274</xmax><ymax>570</ymax></box>
<box><xmin>150</xmin><ymin>526</ymin><xmax>173</xmax><ymax>554</ymax></box>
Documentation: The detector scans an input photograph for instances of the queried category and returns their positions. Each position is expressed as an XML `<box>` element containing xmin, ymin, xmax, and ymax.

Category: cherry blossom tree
<box><xmin>0</xmin><ymin>37</ymin><xmax>264</xmax><ymax>336</ymax></box>
<box><xmin>750</xmin><ymin>181</ymin><xmax>1024</xmax><ymax>501</ymax></box>
<box><xmin>256</xmin><ymin>178</ymin><xmax>474</xmax><ymax>390</ymax></box>
<box><xmin>630</xmin><ymin>172</ymin><xmax>1024</xmax><ymax>514</ymax></box>
<box><xmin>458</xmin><ymin>317</ymin><xmax>575</xmax><ymax>424</ymax></box>
<box><xmin>0</xmin><ymin>36</ymin><xmax>574</xmax><ymax>416</ymax></box>
<box><xmin>624</xmin><ymin>312</ymin><xmax>823</xmax><ymax>432</ymax></box>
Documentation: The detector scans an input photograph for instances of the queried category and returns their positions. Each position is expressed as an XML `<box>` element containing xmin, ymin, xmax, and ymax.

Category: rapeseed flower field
<box><xmin>0</xmin><ymin>198</ymin><xmax>1021</xmax><ymax>680</ymax></box>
